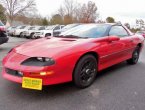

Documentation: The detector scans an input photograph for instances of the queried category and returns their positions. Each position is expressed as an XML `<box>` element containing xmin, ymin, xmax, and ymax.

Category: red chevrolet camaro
<box><xmin>2</xmin><ymin>23</ymin><xmax>145</xmax><ymax>90</ymax></box>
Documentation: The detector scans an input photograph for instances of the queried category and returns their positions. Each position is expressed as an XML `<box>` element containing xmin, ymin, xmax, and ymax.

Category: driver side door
<box><xmin>100</xmin><ymin>25</ymin><xmax>134</xmax><ymax>69</ymax></box>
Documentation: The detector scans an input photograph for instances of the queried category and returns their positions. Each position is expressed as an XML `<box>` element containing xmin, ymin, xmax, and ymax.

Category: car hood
<box><xmin>15</xmin><ymin>37</ymin><xmax>90</xmax><ymax>58</ymax></box>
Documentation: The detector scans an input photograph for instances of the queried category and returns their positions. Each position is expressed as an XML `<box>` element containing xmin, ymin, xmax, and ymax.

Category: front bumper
<box><xmin>2</xmin><ymin>51</ymin><xmax>72</xmax><ymax>85</ymax></box>
<box><xmin>2</xmin><ymin>67</ymin><xmax>71</xmax><ymax>85</ymax></box>
<box><xmin>0</xmin><ymin>37</ymin><xmax>9</xmax><ymax>44</ymax></box>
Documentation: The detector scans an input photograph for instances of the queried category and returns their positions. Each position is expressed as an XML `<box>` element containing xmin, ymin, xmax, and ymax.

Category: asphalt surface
<box><xmin>0</xmin><ymin>37</ymin><xmax>145</xmax><ymax>110</ymax></box>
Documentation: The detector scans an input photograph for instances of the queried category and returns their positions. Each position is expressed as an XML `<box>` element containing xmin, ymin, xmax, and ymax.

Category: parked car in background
<box><xmin>13</xmin><ymin>26</ymin><xmax>30</xmax><ymax>37</ymax></box>
<box><xmin>0</xmin><ymin>21</ymin><xmax>9</xmax><ymax>45</ymax></box>
<box><xmin>0</xmin><ymin>21</ymin><xmax>6</xmax><ymax>32</ymax></box>
<box><xmin>7</xmin><ymin>26</ymin><xmax>17</xmax><ymax>36</ymax></box>
<box><xmin>54</xmin><ymin>23</ymin><xmax>80</xmax><ymax>36</ymax></box>
<box><xmin>136</xmin><ymin>31</ymin><xmax>145</xmax><ymax>38</ymax></box>
<box><xmin>2</xmin><ymin>23</ymin><xmax>144</xmax><ymax>90</ymax></box>
<box><xmin>33</xmin><ymin>25</ymin><xmax>64</xmax><ymax>38</ymax></box>
<box><xmin>22</xmin><ymin>26</ymin><xmax>37</xmax><ymax>38</ymax></box>
<box><xmin>23</xmin><ymin>26</ymin><xmax>46</xmax><ymax>39</ymax></box>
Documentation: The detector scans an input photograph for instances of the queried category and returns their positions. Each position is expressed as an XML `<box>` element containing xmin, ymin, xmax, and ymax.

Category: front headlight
<box><xmin>37</xmin><ymin>57</ymin><xmax>53</xmax><ymax>62</ymax></box>
<box><xmin>21</xmin><ymin>57</ymin><xmax>55</xmax><ymax>66</ymax></box>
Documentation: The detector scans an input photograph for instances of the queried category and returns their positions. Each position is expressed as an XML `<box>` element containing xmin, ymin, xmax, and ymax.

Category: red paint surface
<box><xmin>2</xmin><ymin>34</ymin><xmax>144</xmax><ymax>85</ymax></box>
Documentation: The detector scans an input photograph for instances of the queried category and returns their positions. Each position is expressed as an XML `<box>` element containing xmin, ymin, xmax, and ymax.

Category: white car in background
<box><xmin>52</xmin><ymin>24</ymin><xmax>81</xmax><ymax>36</ymax></box>
<box><xmin>33</xmin><ymin>25</ymin><xmax>64</xmax><ymax>38</ymax></box>
<box><xmin>22</xmin><ymin>26</ymin><xmax>46</xmax><ymax>39</ymax></box>
<box><xmin>7</xmin><ymin>26</ymin><xmax>17</xmax><ymax>36</ymax></box>
<box><xmin>13</xmin><ymin>26</ymin><xmax>30</xmax><ymax>37</ymax></box>
<box><xmin>59</xmin><ymin>23</ymin><xmax>80</xmax><ymax>33</ymax></box>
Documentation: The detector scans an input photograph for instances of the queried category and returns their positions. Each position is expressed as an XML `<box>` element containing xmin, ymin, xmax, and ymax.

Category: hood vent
<box><xmin>61</xmin><ymin>39</ymin><xmax>76</xmax><ymax>42</ymax></box>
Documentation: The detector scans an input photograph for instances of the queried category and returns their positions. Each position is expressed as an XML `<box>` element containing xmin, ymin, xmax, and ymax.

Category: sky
<box><xmin>36</xmin><ymin>0</ymin><xmax>145</xmax><ymax>26</ymax></box>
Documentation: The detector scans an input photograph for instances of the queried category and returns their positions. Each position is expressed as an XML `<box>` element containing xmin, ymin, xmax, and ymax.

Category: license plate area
<box><xmin>22</xmin><ymin>77</ymin><xmax>42</xmax><ymax>90</ymax></box>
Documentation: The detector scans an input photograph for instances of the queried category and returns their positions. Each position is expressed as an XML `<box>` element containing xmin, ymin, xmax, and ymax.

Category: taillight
<box><xmin>0</xmin><ymin>27</ymin><xmax>5</xmax><ymax>31</ymax></box>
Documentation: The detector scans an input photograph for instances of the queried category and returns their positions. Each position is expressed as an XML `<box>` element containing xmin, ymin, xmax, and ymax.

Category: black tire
<box><xmin>19</xmin><ymin>32</ymin><xmax>23</xmax><ymax>38</ymax></box>
<box><xmin>73</xmin><ymin>55</ymin><xmax>97</xmax><ymax>88</ymax></box>
<box><xmin>45</xmin><ymin>33</ymin><xmax>51</xmax><ymax>37</ymax></box>
<box><xmin>33</xmin><ymin>35</ymin><xmax>37</xmax><ymax>39</ymax></box>
<box><xmin>30</xmin><ymin>33</ymin><xmax>34</xmax><ymax>39</ymax></box>
<box><xmin>127</xmin><ymin>46</ymin><xmax>140</xmax><ymax>65</ymax></box>
<box><xmin>26</xmin><ymin>36</ymin><xmax>29</xmax><ymax>39</ymax></box>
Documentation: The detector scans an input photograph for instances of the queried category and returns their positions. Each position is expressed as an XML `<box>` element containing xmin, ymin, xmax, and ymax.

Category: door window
<box><xmin>54</xmin><ymin>26</ymin><xmax>60</xmax><ymax>30</ymax></box>
<box><xmin>109</xmin><ymin>26</ymin><xmax>128</xmax><ymax>37</ymax></box>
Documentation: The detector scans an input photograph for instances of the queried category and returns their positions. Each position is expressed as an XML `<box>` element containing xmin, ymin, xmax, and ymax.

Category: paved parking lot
<box><xmin>0</xmin><ymin>37</ymin><xmax>145</xmax><ymax>110</ymax></box>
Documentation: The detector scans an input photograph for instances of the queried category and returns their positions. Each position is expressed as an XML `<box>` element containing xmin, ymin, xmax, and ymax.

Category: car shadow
<box><xmin>97</xmin><ymin>62</ymin><xmax>128</xmax><ymax>79</ymax></box>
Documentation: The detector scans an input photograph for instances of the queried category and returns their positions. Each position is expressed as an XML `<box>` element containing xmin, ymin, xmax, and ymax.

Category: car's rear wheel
<box><xmin>73</xmin><ymin>55</ymin><xmax>97</xmax><ymax>88</ymax></box>
<box><xmin>127</xmin><ymin>46</ymin><xmax>140</xmax><ymax>64</ymax></box>
<box><xmin>30</xmin><ymin>33</ymin><xmax>34</xmax><ymax>39</ymax></box>
<box><xmin>45</xmin><ymin>33</ymin><xmax>51</xmax><ymax>37</ymax></box>
<box><xmin>19</xmin><ymin>32</ymin><xmax>23</xmax><ymax>38</ymax></box>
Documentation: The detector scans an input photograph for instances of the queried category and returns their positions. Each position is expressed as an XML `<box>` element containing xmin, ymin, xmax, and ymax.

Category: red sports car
<box><xmin>2</xmin><ymin>23</ymin><xmax>144</xmax><ymax>90</ymax></box>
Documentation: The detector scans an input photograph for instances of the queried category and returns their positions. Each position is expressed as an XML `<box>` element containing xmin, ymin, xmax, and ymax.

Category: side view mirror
<box><xmin>109</xmin><ymin>36</ymin><xmax>120</xmax><ymax>42</ymax></box>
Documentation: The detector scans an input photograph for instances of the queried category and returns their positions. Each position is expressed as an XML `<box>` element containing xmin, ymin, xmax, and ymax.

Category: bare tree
<box><xmin>0</xmin><ymin>4</ymin><xmax>7</xmax><ymax>24</ymax></box>
<box><xmin>80</xmin><ymin>1</ymin><xmax>98</xmax><ymax>23</ymax></box>
<box><xmin>58</xmin><ymin>0</ymin><xmax>78</xmax><ymax>24</ymax></box>
<box><xmin>58</xmin><ymin>6</ymin><xmax>65</xmax><ymax>18</ymax></box>
<box><xmin>58</xmin><ymin>0</ymin><xmax>98</xmax><ymax>24</ymax></box>
<box><xmin>136</xmin><ymin>19</ymin><xmax>145</xmax><ymax>29</ymax></box>
<box><xmin>62</xmin><ymin>0</ymin><xmax>76</xmax><ymax>16</ymax></box>
<box><xmin>0</xmin><ymin>0</ymin><xmax>36</xmax><ymax>24</ymax></box>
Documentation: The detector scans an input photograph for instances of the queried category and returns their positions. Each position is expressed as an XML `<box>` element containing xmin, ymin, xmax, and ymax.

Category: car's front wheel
<box><xmin>127</xmin><ymin>46</ymin><xmax>140</xmax><ymax>64</ymax></box>
<box><xmin>30</xmin><ymin>33</ymin><xmax>34</xmax><ymax>39</ymax></box>
<box><xmin>73</xmin><ymin>55</ymin><xmax>97</xmax><ymax>88</ymax></box>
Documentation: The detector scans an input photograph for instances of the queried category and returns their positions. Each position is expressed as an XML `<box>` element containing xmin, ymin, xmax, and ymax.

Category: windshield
<box><xmin>60</xmin><ymin>24</ymin><xmax>109</xmax><ymax>38</ymax></box>
<box><xmin>15</xmin><ymin>26</ymin><xmax>21</xmax><ymax>29</ymax></box>
<box><xmin>28</xmin><ymin>27</ymin><xmax>36</xmax><ymax>30</ymax></box>
<box><xmin>39</xmin><ymin>26</ymin><xmax>45</xmax><ymax>30</ymax></box>
<box><xmin>46</xmin><ymin>25</ymin><xmax>56</xmax><ymax>30</ymax></box>
<box><xmin>19</xmin><ymin>26</ymin><xmax>26</xmax><ymax>29</ymax></box>
<box><xmin>12</xmin><ymin>26</ymin><xmax>17</xmax><ymax>29</ymax></box>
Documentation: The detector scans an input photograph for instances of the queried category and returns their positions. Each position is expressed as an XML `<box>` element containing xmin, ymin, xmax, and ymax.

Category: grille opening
<box><xmin>5</xmin><ymin>68</ymin><xmax>23</xmax><ymax>77</ymax></box>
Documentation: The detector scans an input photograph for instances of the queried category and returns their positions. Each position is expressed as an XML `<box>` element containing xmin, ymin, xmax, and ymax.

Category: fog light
<box><xmin>40</xmin><ymin>71</ymin><xmax>54</xmax><ymax>76</ymax></box>
<box><xmin>18</xmin><ymin>71</ymin><xmax>23</xmax><ymax>76</ymax></box>
<box><xmin>40</xmin><ymin>72</ymin><xmax>46</xmax><ymax>75</ymax></box>
<box><xmin>30</xmin><ymin>71</ymin><xmax>54</xmax><ymax>76</ymax></box>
